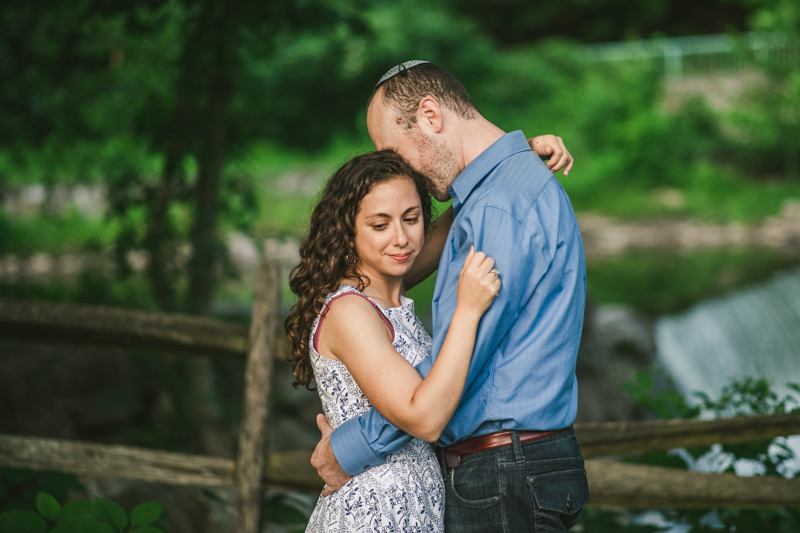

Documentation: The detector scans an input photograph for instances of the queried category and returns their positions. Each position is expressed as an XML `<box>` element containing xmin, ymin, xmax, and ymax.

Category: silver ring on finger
<box><xmin>490</xmin><ymin>268</ymin><xmax>500</xmax><ymax>279</ymax></box>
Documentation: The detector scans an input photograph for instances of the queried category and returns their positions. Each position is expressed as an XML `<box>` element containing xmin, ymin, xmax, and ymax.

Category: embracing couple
<box><xmin>285</xmin><ymin>61</ymin><xmax>589</xmax><ymax>533</ymax></box>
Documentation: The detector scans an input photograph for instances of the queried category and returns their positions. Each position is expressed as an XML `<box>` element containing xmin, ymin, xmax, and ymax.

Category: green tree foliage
<box><xmin>2</xmin><ymin>0</ymin><xmax>799</xmax><ymax>313</ymax></box>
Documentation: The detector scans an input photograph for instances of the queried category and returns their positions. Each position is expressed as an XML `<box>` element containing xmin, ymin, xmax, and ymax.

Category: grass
<box><xmin>563</xmin><ymin>170</ymin><xmax>800</xmax><ymax>223</ymax></box>
<box><xmin>0</xmin><ymin>209</ymin><xmax>117</xmax><ymax>256</ymax></box>
<box><xmin>587</xmin><ymin>248</ymin><xmax>800</xmax><ymax>316</ymax></box>
<box><xmin>0</xmin><ymin>271</ymin><xmax>156</xmax><ymax>309</ymax></box>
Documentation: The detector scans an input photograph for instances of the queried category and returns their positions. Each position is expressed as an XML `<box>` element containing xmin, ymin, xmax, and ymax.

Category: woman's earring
<box><xmin>345</xmin><ymin>246</ymin><xmax>356</xmax><ymax>266</ymax></box>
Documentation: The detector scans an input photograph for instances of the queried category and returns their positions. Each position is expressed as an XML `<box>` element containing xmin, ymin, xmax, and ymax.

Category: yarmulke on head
<box><xmin>368</xmin><ymin>62</ymin><xmax>480</xmax><ymax>128</ymax></box>
<box><xmin>375</xmin><ymin>60</ymin><xmax>432</xmax><ymax>88</ymax></box>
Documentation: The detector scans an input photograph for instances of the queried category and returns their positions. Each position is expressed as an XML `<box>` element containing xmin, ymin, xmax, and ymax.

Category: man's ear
<box><xmin>417</xmin><ymin>97</ymin><xmax>444</xmax><ymax>134</ymax></box>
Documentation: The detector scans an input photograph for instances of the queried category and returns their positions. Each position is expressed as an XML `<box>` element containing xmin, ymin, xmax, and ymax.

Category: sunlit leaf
<box><xmin>36</xmin><ymin>491</ymin><xmax>61</xmax><ymax>520</ymax></box>
<box><xmin>95</xmin><ymin>498</ymin><xmax>127</xmax><ymax>531</ymax></box>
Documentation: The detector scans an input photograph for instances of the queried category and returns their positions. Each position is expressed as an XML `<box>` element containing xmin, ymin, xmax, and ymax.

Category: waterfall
<box><xmin>656</xmin><ymin>266</ymin><xmax>800</xmax><ymax>400</ymax></box>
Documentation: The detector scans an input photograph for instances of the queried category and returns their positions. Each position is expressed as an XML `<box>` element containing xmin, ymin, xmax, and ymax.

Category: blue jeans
<box><xmin>437</xmin><ymin>428</ymin><xmax>589</xmax><ymax>533</ymax></box>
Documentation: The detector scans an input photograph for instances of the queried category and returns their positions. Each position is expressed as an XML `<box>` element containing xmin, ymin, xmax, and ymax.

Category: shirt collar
<box><xmin>448</xmin><ymin>130</ymin><xmax>532</xmax><ymax>214</ymax></box>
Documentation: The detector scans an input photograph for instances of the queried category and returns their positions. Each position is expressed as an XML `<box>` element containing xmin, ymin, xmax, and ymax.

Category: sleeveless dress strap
<box><xmin>312</xmin><ymin>288</ymin><xmax>395</xmax><ymax>353</ymax></box>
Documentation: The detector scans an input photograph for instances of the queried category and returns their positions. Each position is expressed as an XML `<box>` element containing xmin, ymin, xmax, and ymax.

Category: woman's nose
<box><xmin>392</xmin><ymin>225</ymin><xmax>409</xmax><ymax>246</ymax></box>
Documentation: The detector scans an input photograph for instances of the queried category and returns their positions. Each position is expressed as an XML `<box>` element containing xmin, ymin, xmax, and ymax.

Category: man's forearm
<box><xmin>330</xmin><ymin>408</ymin><xmax>415</xmax><ymax>475</ymax></box>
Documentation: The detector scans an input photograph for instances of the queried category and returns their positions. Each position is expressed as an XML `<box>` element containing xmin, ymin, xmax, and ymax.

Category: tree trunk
<box><xmin>186</xmin><ymin>3</ymin><xmax>237</xmax><ymax>316</ymax></box>
<box><xmin>145</xmin><ymin>102</ymin><xmax>188</xmax><ymax>311</ymax></box>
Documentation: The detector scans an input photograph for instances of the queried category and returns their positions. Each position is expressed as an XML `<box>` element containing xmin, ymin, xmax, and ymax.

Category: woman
<box><xmin>286</xmin><ymin>150</ymin><xmax>500</xmax><ymax>532</ymax></box>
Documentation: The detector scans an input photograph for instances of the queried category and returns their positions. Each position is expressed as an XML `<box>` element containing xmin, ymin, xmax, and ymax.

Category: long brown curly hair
<box><xmin>286</xmin><ymin>150</ymin><xmax>435</xmax><ymax>389</ymax></box>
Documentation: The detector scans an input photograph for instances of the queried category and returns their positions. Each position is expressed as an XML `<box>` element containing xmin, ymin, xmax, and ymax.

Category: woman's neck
<box><xmin>345</xmin><ymin>270</ymin><xmax>404</xmax><ymax>308</ymax></box>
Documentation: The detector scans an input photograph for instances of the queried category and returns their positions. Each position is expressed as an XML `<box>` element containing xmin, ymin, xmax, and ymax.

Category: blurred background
<box><xmin>2</xmin><ymin>0</ymin><xmax>800</xmax><ymax>531</ymax></box>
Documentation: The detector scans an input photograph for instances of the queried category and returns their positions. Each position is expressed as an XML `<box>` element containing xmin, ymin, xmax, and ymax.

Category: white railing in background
<box><xmin>584</xmin><ymin>32</ymin><xmax>800</xmax><ymax>76</ymax></box>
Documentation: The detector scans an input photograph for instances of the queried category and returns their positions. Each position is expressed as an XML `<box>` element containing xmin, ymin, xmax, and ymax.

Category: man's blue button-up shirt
<box><xmin>330</xmin><ymin>131</ymin><xmax>586</xmax><ymax>475</ymax></box>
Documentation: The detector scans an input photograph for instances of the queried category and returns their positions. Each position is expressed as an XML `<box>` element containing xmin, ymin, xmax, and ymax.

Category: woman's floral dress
<box><xmin>305</xmin><ymin>285</ymin><xmax>445</xmax><ymax>533</ymax></box>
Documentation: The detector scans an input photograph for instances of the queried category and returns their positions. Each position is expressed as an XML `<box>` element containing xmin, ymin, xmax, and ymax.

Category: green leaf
<box><xmin>77</xmin><ymin>520</ymin><xmax>115</xmax><ymax>533</ymax></box>
<box><xmin>129</xmin><ymin>502</ymin><xmax>163</xmax><ymax>526</ymax></box>
<box><xmin>0</xmin><ymin>480</ymin><xmax>7</xmax><ymax>500</ymax></box>
<box><xmin>55</xmin><ymin>500</ymin><xmax>96</xmax><ymax>524</ymax></box>
<box><xmin>36</xmin><ymin>491</ymin><xmax>61</xmax><ymax>520</ymax></box>
<box><xmin>95</xmin><ymin>498</ymin><xmax>127</xmax><ymax>531</ymax></box>
<box><xmin>0</xmin><ymin>510</ymin><xmax>47</xmax><ymax>533</ymax></box>
<box><xmin>131</xmin><ymin>527</ymin><xmax>165</xmax><ymax>533</ymax></box>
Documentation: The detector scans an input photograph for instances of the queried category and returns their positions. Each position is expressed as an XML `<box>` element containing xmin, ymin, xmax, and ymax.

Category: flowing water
<box><xmin>656</xmin><ymin>266</ymin><xmax>800</xmax><ymax>400</ymax></box>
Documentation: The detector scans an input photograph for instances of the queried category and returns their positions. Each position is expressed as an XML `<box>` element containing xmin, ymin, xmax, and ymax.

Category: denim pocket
<box><xmin>448</xmin><ymin>468</ymin><xmax>502</xmax><ymax>508</ymax></box>
<box><xmin>526</xmin><ymin>468</ymin><xmax>589</xmax><ymax>532</ymax></box>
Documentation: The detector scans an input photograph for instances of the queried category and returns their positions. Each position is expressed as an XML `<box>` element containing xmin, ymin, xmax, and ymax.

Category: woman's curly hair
<box><xmin>286</xmin><ymin>150</ymin><xmax>435</xmax><ymax>389</ymax></box>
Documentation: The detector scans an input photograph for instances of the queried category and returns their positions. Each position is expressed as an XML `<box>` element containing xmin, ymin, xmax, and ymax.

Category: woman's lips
<box><xmin>389</xmin><ymin>252</ymin><xmax>412</xmax><ymax>262</ymax></box>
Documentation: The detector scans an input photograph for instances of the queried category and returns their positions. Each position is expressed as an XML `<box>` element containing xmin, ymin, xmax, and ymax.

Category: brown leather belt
<box><xmin>443</xmin><ymin>427</ymin><xmax>570</xmax><ymax>468</ymax></box>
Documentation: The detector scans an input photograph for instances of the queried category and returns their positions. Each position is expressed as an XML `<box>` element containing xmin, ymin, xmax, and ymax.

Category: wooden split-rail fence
<box><xmin>1</xmin><ymin>258</ymin><xmax>800</xmax><ymax>532</ymax></box>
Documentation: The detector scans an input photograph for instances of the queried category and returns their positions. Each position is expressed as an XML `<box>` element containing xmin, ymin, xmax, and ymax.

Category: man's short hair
<box><xmin>369</xmin><ymin>63</ymin><xmax>479</xmax><ymax>127</ymax></box>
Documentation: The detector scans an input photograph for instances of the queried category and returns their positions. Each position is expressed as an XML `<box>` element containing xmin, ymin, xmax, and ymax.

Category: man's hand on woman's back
<box><xmin>311</xmin><ymin>414</ymin><xmax>352</xmax><ymax>496</ymax></box>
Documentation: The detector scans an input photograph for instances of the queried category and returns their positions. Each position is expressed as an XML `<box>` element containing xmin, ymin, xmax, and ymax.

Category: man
<box><xmin>312</xmin><ymin>60</ymin><xmax>588</xmax><ymax>532</ymax></box>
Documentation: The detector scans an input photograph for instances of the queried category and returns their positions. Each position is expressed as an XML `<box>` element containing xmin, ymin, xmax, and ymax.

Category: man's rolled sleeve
<box><xmin>330</xmin><ymin>416</ymin><xmax>388</xmax><ymax>476</ymax></box>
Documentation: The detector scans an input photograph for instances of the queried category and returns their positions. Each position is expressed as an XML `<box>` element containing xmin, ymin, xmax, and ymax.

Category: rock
<box><xmin>576</xmin><ymin>298</ymin><xmax>657</xmax><ymax>423</ymax></box>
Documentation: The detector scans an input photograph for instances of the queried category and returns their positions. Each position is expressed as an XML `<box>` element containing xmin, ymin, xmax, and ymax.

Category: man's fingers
<box><xmin>322</xmin><ymin>485</ymin><xmax>335</xmax><ymax>497</ymax></box>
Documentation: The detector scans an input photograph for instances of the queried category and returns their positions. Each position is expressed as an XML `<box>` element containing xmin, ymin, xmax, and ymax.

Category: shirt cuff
<box><xmin>330</xmin><ymin>417</ymin><xmax>386</xmax><ymax>476</ymax></box>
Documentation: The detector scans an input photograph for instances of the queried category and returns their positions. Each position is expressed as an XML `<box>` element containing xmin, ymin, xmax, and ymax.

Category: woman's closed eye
<box><xmin>404</xmin><ymin>216</ymin><xmax>419</xmax><ymax>225</ymax></box>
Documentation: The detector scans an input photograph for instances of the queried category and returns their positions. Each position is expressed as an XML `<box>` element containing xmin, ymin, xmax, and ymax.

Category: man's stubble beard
<box><xmin>409</xmin><ymin>129</ymin><xmax>460</xmax><ymax>202</ymax></box>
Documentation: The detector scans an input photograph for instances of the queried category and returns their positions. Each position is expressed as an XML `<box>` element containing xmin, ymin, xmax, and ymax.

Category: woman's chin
<box><xmin>383</xmin><ymin>260</ymin><xmax>415</xmax><ymax>278</ymax></box>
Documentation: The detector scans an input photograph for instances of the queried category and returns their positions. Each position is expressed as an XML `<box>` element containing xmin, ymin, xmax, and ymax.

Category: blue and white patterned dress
<box><xmin>306</xmin><ymin>285</ymin><xmax>445</xmax><ymax>533</ymax></box>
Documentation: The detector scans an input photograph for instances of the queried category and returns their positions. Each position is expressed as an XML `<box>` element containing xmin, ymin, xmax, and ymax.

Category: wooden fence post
<box><xmin>234</xmin><ymin>259</ymin><xmax>279</xmax><ymax>533</ymax></box>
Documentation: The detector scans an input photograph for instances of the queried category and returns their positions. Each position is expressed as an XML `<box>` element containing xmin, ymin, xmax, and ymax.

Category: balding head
<box><xmin>367</xmin><ymin>63</ymin><xmax>480</xmax><ymax>127</ymax></box>
<box><xmin>366</xmin><ymin>63</ymin><xmax>479</xmax><ymax>201</ymax></box>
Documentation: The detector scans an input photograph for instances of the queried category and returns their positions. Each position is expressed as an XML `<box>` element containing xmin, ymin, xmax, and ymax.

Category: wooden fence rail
<box><xmin>0</xmin><ymin>298</ymin><xmax>248</xmax><ymax>358</ymax></box>
<box><xmin>578</xmin><ymin>412</ymin><xmax>800</xmax><ymax>458</ymax></box>
<box><xmin>587</xmin><ymin>461</ymin><xmax>800</xmax><ymax>509</ymax></box>
<box><xmin>0</xmin><ymin>433</ymin><xmax>318</xmax><ymax>492</ymax></box>
<box><xmin>4</xmin><ymin>431</ymin><xmax>800</xmax><ymax>509</ymax></box>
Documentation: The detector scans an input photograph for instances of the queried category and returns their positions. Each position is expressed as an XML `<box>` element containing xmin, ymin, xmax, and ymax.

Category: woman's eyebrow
<box><xmin>364</xmin><ymin>206</ymin><xmax>420</xmax><ymax>220</ymax></box>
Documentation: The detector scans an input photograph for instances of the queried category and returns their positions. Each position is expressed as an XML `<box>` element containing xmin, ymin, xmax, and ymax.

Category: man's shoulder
<box><xmin>460</xmin><ymin>155</ymin><xmax>579</xmax><ymax>249</ymax></box>
<box><xmin>466</xmin><ymin>154</ymin><xmax>562</xmax><ymax>219</ymax></box>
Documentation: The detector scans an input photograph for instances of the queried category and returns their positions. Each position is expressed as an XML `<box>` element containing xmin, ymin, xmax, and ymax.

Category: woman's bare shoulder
<box><xmin>318</xmin><ymin>291</ymin><xmax>392</xmax><ymax>353</ymax></box>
